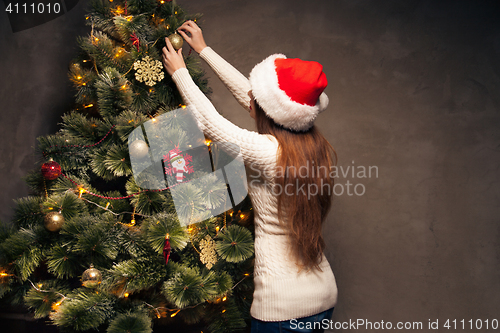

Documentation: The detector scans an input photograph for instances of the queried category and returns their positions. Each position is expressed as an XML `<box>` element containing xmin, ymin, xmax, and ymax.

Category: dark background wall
<box><xmin>1</xmin><ymin>0</ymin><xmax>499</xmax><ymax>331</ymax></box>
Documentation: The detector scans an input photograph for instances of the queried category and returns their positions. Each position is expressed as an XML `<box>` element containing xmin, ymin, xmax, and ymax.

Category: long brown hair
<box><xmin>254</xmin><ymin>103</ymin><xmax>337</xmax><ymax>270</ymax></box>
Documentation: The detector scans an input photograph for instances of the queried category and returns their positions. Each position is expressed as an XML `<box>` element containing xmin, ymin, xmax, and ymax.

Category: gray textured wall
<box><xmin>1</xmin><ymin>0</ymin><xmax>499</xmax><ymax>331</ymax></box>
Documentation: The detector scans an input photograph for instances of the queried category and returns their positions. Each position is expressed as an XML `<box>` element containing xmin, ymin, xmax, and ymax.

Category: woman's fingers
<box><xmin>182</xmin><ymin>20</ymin><xmax>196</xmax><ymax>29</ymax></box>
<box><xmin>165</xmin><ymin>36</ymin><xmax>176</xmax><ymax>53</ymax></box>
<box><xmin>162</xmin><ymin>37</ymin><xmax>185</xmax><ymax>75</ymax></box>
<box><xmin>177</xmin><ymin>29</ymin><xmax>190</xmax><ymax>42</ymax></box>
<box><xmin>187</xmin><ymin>20</ymin><xmax>200</xmax><ymax>29</ymax></box>
<box><xmin>177</xmin><ymin>20</ymin><xmax>206</xmax><ymax>54</ymax></box>
<box><xmin>180</xmin><ymin>20</ymin><xmax>193</xmax><ymax>28</ymax></box>
<box><xmin>162</xmin><ymin>38</ymin><xmax>168</xmax><ymax>55</ymax></box>
<box><xmin>179</xmin><ymin>25</ymin><xmax>196</xmax><ymax>36</ymax></box>
<box><xmin>180</xmin><ymin>20</ymin><xmax>201</xmax><ymax>34</ymax></box>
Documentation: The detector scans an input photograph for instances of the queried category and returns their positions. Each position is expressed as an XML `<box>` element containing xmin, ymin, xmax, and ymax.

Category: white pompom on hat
<box><xmin>249</xmin><ymin>54</ymin><xmax>329</xmax><ymax>131</ymax></box>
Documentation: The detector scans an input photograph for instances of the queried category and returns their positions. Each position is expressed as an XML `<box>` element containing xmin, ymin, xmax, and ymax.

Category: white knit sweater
<box><xmin>171</xmin><ymin>47</ymin><xmax>338</xmax><ymax>321</ymax></box>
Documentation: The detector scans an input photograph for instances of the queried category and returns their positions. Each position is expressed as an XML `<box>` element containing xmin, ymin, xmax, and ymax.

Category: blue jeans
<box><xmin>251</xmin><ymin>307</ymin><xmax>334</xmax><ymax>333</ymax></box>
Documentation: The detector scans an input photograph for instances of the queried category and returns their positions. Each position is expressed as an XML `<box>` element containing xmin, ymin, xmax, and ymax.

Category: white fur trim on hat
<box><xmin>249</xmin><ymin>54</ymin><xmax>329</xmax><ymax>131</ymax></box>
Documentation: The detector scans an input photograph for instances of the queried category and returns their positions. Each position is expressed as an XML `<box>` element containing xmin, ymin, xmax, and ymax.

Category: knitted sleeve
<box><xmin>199</xmin><ymin>47</ymin><xmax>252</xmax><ymax>112</ymax></box>
<box><xmin>171</xmin><ymin>67</ymin><xmax>277</xmax><ymax>167</ymax></box>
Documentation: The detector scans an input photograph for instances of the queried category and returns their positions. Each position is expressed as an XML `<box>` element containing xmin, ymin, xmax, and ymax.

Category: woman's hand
<box><xmin>177</xmin><ymin>20</ymin><xmax>207</xmax><ymax>54</ymax></box>
<box><xmin>162</xmin><ymin>37</ymin><xmax>185</xmax><ymax>76</ymax></box>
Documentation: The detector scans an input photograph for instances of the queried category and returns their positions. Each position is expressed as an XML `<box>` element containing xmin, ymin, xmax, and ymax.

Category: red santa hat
<box><xmin>249</xmin><ymin>54</ymin><xmax>329</xmax><ymax>131</ymax></box>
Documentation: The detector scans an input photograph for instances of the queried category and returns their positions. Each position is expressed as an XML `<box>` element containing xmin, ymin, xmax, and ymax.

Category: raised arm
<box><xmin>162</xmin><ymin>37</ymin><xmax>277</xmax><ymax>168</ymax></box>
<box><xmin>178</xmin><ymin>21</ymin><xmax>252</xmax><ymax>112</ymax></box>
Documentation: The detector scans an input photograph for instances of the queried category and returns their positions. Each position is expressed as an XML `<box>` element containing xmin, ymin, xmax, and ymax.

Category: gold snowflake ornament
<box><xmin>133</xmin><ymin>55</ymin><xmax>164</xmax><ymax>86</ymax></box>
<box><xmin>199</xmin><ymin>235</ymin><xmax>217</xmax><ymax>269</ymax></box>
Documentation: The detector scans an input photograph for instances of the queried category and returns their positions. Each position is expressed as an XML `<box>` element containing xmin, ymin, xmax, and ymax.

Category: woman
<box><xmin>162</xmin><ymin>21</ymin><xmax>338</xmax><ymax>333</ymax></box>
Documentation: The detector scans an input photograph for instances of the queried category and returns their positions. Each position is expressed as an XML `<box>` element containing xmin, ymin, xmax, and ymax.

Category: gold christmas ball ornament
<box><xmin>168</xmin><ymin>33</ymin><xmax>183</xmax><ymax>50</ymax></box>
<box><xmin>129</xmin><ymin>139</ymin><xmax>149</xmax><ymax>159</ymax></box>
<box><xmin>82</xmin><ymin>265</ymin><xmax>102</xmax><ymax>288</ymax></box>
<box><xmin>44</xmin><ymin>211</ymin><xmax>65</xmax><ymax>232</ymax></box>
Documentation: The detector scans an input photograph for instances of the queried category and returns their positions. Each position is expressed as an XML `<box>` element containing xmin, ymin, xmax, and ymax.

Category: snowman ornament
<box><xmin>164</xmin><ymin>148</ymin><xmax>193</xmax><ymax>183</ymax></box>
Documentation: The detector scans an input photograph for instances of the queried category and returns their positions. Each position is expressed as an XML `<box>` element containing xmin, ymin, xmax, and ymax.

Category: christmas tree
<box><xmin>0</xmin><ymin>0</ymin><xmax>255</xmax><ymax>332</ymax></box>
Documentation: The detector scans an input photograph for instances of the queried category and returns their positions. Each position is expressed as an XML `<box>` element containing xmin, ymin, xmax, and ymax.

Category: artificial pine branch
<box><xmin>216</xmin><ymin>225</ymin><xmax>254</xmax><ymax>263</ymax></box>
<box><xmin>91</xmin><ymin>146</ymin><xmax>121</xmax><ymax>180</ymax></box>
<box><xmin>50</xmin><ymin>289</ymin><xmax>116</xmax><ymax>331</ymax></box>
<box><xmin>106</xmin><ymin>257</ymin><xmax>166</xmax><ymax>294</ymax></box>
<box><xmin>142</xmin><ymin>213</ymin><xmax>188</xmax><ymax>253</ymax></box>
<box><xmin>102</xmin><ymin>143</ymin><xmax>133</xmax><ymax>177</ymax></box>
<box><xmin>114</xmin><ymin>110</ymin><xmax>150</xmax><ymax>141</ymax></box>
<box><xmin>60</xmin><ymin>112</ymin><xmax>104</xmax><ymax>142</ymax></box>
<box><xmin>66</xmin><ymin>215</ymin><xmax>121</xmax><ymax>266</ymax></box>
<box><xmin>68</xmin><ymin>63</ymin><xmax>98</xmax><ymax>104</ymax></box>
<box><xmin>45</xmin><ymin>245</ymin><xmax>82</xmax><ymax>279</ymax></box>
<box><xmin>106</xmin><ymin>309</ymin><xmax>153</xmax><ymax>333</ymax></box>
<box><xmin>126</xmin><ymin>178</ymin><xmax>168</xmax><ymax>215</ymax></box>
<box><xmin>113</xmin><ymin>14</ymin><xmax>153</xmax><ymax>47</ymax></box>
<box><xmin>85</xmin><ymin>0</ymin><xmax>115</xmax><ymax>32</ymax></box>
<box><xmin>206</xmin><ymin>297</ymin><xmax>246</xmax><ymax>333</ymax></box>
<box><xmin>129</xmin><ymin>84</ymin><xmax>161</xmax><ymax>113</ymax></box>
<box><xmin>41</xmin><ymin>191</ymin><xmax>88</xmax><ymax>219</ymax></box>
<box><xmin>24</xmin><ymin>279</ymin><xmax>70</xmax><ymax>318</ymax></box>
<box><xmin>95</xmin><ymin>67</ymin><xmax>133</xmax><ymax>118</ymax></box>
<box><xmin>1</xmin><ymin>226</ymin><xmax>43</xmax><ymax>280</ymax></box>
<box><xmin>12</xmin><ymin>196</ymin><xmax>45</xmax><ymax>228</ymax></box>
<box><xmin>162</xmin><ymin>266</ymin><xmax>212</xmax><ymax>308</ymax></box>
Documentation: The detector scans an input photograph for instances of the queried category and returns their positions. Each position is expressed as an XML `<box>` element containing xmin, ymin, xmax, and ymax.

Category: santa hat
<box><xmin>249</xmin><ymin>54</ymin><xmax>329</xmax><ymax>131</ymax></box>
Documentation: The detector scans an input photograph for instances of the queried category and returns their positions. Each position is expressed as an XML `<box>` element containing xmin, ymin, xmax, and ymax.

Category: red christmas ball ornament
<box><xmin>41</xmin><ymin>159</ymin><xmax>62</xmax><ymax>180</ymax></box>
